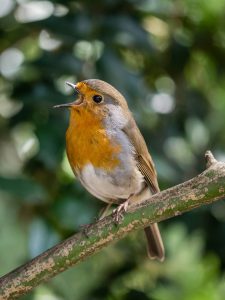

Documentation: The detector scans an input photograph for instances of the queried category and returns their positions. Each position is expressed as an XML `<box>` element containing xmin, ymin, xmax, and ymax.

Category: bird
<box><xmin>54</xmin><ymin>79</ymin><xmax>165</xmax><ymax>261</ymax></box>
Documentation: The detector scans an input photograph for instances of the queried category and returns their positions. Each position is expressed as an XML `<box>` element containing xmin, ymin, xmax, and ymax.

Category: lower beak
<box><xmin>53</xmin><ymin>102</ymin><xmax>75</xmax><ymax>108</ymax></box>
<box><xmin>53</xmin><ymin>81</ymin><xmax>81</xmax><ymax>109</ymax></box>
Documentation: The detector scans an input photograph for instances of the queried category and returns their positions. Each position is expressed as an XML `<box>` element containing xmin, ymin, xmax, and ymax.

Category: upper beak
<box><xmin>53</xmin><ymin>81</ymin><xmax>81</xmax><ymax>109</ymax></box>
<box><xmin>66</xmin><ymin>81</ymin><xmax>81</xmax><ymax>94</ymax></box>
<box><xmin>66</xmin><ymin>81</ymin><xmax>76</xmax><ymax>90</ymax></box>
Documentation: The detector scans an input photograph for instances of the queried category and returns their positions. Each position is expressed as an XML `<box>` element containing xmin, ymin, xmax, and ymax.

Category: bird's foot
<box><xmin>113</xmin><ymin>199</ymin><xmax>129</xmax><ymax>223</ymax></box>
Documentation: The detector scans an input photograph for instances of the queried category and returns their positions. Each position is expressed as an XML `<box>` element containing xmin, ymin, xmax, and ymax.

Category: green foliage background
<box><xmin>1</xmin><ymin>1</ymin><xmax>225</xmax><ymax>299</ymax></box>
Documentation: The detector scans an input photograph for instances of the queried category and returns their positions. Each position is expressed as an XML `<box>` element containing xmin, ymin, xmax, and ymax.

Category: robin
<box><xmin>54</xmin><ymin>79</ymin><xmax>164</xmax><ymax>261</ymax></box>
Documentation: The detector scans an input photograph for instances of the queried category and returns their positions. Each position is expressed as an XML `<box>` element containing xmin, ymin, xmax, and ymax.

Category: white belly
<box><xmin>79</xmin><ymin>163</ymin><xmax>145</xmax><ymax>203</ymax></box>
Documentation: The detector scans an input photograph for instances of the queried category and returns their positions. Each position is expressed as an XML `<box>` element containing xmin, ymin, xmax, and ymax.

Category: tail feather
<box><xmin>144</xmin><ymin>223</ymin><xmax>164</xmax><ymax>261</ymax></box>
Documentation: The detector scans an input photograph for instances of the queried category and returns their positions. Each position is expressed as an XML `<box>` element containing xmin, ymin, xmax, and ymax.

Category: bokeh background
<box><xmin>1</xmin><ymin>0</ymin><xmax>225</xmax><ymax>299</ymax></box>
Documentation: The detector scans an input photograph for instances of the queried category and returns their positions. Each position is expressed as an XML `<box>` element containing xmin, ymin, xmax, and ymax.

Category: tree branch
<box><xmin>0</xmin><ymin>151</ymin><xmax>225</xmax><ymax>299</ymax></box>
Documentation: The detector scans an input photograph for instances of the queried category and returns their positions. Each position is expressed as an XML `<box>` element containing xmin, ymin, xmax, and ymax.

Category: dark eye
<box><xmin>92</xmin><ymin>95</ymin><xmax>103</xmax><ymax>103</ymax></box>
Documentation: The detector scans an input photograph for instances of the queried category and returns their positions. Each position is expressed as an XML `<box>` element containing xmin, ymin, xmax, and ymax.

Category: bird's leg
<box><xmin>113</xmin><ymin>197</ymin><xmax>131</xmax><ymax>223</ymax></box>
<box><xmin>98</xmin><ymin>203</ymin><xmax>112</xmax><ymax>220</ymax></box>
<box><xmin>80</xmin><ymin>203</ymin><xmax>112</xmax><ymax>237</ymax></box>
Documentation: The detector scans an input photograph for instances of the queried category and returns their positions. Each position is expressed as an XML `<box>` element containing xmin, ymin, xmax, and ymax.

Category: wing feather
<box><xmin>123</xmin><ymin>116</ymin><xmax>160</xmax><ymax>194</ymax></box>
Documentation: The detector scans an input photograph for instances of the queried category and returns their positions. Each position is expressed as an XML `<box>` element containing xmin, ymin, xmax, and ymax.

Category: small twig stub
<box><xmin>205</xmin><ymin>150</ymin><xmax>217</xmax><ymax>168</ymax></box>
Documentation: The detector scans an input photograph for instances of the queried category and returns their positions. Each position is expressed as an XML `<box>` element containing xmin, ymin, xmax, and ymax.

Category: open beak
<box><xmin>53</xmin><ymin>82</ymin><xmax>81</xmax><ymax>109</ymax></box>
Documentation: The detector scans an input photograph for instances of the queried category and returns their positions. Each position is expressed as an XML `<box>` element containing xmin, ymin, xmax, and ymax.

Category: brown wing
<box><xmin>123</xmin><ymin>115</ymin><xmax>160</xmax><ymax>194</ymax></box>
<box><xmin>123</xmin><ymin>115</ymin><xmax>164</xmax><ymax>261</ymax></box>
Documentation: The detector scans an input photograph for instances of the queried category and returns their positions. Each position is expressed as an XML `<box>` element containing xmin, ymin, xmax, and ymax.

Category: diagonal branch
<box><xmin>0</xmin><ymin>151</ymin><xmax>225</xmax><ymax>299</ymax></box>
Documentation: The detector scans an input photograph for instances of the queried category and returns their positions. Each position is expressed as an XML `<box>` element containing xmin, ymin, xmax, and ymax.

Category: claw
<box><xmin>113</xmin><ymin>199</ymin><xmax>130</xmax><ymax>223</ymax></box>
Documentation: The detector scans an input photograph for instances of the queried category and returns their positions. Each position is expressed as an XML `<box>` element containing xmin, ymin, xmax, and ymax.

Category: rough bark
<box><xmin>0</xmin><ymin>151</ymin><xmax>225</xmax><ymax>299</ymax></box>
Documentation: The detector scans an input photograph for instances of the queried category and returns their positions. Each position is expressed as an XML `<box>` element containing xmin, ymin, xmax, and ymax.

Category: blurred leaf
<box><xmin>0</xmin><ymin>177</ymin><xmax>46</xmax><ymax>203</ymax></box>
<box><xmin>0</xmin><ymin>195</ymin><xmax>27</xmax><ymax>276</ymax></box>
<box><xmin>28</xmin><ymin>218</ymin><xmax>60</xmax><ymax>257</ymax></box>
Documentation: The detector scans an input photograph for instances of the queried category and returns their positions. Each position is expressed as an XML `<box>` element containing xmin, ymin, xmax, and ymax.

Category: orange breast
<box><xmin>66</xmin><ymin>107</ymin><xmax>121</xmax><ymax>172</ymax></box>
